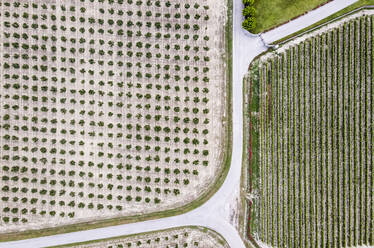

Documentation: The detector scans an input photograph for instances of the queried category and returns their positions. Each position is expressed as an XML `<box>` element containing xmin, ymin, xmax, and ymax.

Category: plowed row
<box><xmin>252</xmin><ymin>14</ymin><xmax>373</xmax><ymax>247</ymax></box>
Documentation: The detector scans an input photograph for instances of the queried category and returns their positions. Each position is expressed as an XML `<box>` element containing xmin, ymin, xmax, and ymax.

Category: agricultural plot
<box><xmin>0</xmin><ymin>0</ymin><xmax>228</xmax><ymax>234</ymax></box>
<box><xmin>247</xmin><ymin>10</ymin><xmax>373</xmax><ymax>247</ymax></box>
<box><xmin>50</xmin><ymin>226</ymin><xmax>229</xmax><ymax>248</ymax></box>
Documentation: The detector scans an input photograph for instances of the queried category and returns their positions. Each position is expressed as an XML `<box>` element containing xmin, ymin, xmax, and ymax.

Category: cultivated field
<box><xmin>247</xmin><ymin>10</ymin><xmax>373</xmax><ymax>247</ymax></box>
<box><xmin>0</xmin><ymin>0</ymin><xmax>228</xmax><ymax>234</ymax></box>
<box><xmin>51</xmin><ymin>226</ymin><xmax>229</xmax><ymax>248</ymax></box>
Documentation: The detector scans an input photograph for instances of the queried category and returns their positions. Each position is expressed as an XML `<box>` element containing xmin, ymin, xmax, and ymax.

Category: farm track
<box><xmin>253</xmin><ymin>12</ymin><xmax>374</xmax><ymax>248</ymax></box>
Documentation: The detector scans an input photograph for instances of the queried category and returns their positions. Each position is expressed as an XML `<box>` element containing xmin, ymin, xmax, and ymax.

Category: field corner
<box><xmin>0</xmin><ymin>0</ymin><xmax>234</xmax><ymax>242</ymax></box>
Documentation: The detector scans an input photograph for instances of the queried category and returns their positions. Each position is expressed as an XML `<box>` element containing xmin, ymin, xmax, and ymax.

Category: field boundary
<box><xmin>240</xmin><ymin>55</ymin><xmax>265</xmax><ymax>248</ymax></box>
<box><xmin>273</xmin><ymin>5</ymin><xmax>374</xmax><ymax>44</ymax></box>
<box><xmin>0</xmin><ymin>0</ymin><xmax>233</xmax><ymax>242</ymax></box>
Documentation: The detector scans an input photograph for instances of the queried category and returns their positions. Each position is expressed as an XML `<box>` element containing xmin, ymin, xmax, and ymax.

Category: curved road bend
<box><xmin>0</xmin><ymin>0</ymin><xmax>354</xmax><ymax>247</ymax></box>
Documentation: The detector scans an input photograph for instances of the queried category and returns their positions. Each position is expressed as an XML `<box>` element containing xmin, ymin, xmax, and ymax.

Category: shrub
<box><xmin>242</xmin><ymin>0</ymin><xmax>256</xmax><ymax>32</ymax></box>
<box><xmin>243</xmin><ymin>0</ymin><xmax>254</xmax><ymax>6</ymax></box>
<box><xmin>242</xmin><ymin>6</ymin><xmax>256</xmax><ymax>18</ymax></box>
<box><xmin>242</xmin><ymin>17</ymin><xmax>256</xmax><ymax>31</ymax></box>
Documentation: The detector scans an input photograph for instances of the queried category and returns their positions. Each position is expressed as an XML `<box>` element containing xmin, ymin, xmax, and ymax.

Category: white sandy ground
<box><xmin>0</xmin><ymin>0</ymin><xmax>227</xmax><ymax>233</ymax></box>
<box><xmin>71</xmin><ymin>227</ymin><xmax>229</xmax><ymax>248</ymax></box>
<box><xmin>0</xmin><ymin>0</ymin><xmax>356</xmax><ymax>247</ymax></box>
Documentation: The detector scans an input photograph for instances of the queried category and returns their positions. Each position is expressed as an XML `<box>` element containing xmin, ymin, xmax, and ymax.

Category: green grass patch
<box><xmin>252</xmin><ymin>0</ymin><xmax>330</xmax><ymax>33</ymax></box>
<box><xmin>273</xmin><ymin>0</ymin><xmax>374</xmax><ymax>44</ymax></box>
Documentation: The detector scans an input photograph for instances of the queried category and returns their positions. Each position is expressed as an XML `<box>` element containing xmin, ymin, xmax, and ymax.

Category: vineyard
<box><xmin>51</xmin><ymin>226</ymin><xmax>229</xmax><ymax>248</ymax></box>
<box><xmin>247</xmin><ymin>10</ymin><xmax>373</xmax><ymax>247</ymax></box>
<box><xmin>0</xmin><ymin>0</ymin><xmax>228</xmax><ymax>234</ymax></box>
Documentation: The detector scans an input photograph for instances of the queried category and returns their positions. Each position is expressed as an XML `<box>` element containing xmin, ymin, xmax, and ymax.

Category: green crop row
<box><xmin>252</xmin><ymin>14</ymin><xmax>373</xmax><ymax>247</ymax></box>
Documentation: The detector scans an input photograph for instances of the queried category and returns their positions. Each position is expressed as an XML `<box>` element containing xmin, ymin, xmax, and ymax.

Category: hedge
<box><xmin>242</xmin><ymin>0</ymin><xmax>256</xmax><ymax>32</ymax></box>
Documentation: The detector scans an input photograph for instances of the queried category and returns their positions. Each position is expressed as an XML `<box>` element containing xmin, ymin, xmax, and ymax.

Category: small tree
<box><xmin>243</xmin><ymin>0</ymin><xmax>255</xmax><ymax>6</ymax></box>
<box><xmin>243</xmin><ymin>6</ymin><xmax>256</xmax><ymax>18</ymax></box>
<box><xmin>242</xmin><ymin>17</ymin><xmax>256</xmax><ymax>31</ymax></box>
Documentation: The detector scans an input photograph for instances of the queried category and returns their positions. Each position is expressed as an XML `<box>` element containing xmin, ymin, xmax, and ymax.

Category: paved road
<box><xmin>0</xmin><ymin>0</ymin><xmax>354</xmax><ymax>247</ymax></box>
<box><xmin>261</xmin><ymin>0</ymin><xmax>359</xmax><ymax>44</ymax></box>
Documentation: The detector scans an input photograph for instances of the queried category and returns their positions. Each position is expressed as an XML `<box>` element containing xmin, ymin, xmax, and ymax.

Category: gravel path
<box><xmin>0</xmin><ymin>0</ymin><xmax>355</xmax><ymax>247</ymax></box>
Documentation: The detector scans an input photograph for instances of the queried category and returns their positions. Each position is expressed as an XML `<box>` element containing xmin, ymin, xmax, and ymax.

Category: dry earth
<box><xmin>0</xmin><ymin>0</ymin><xmax>228</xmax><ymax>233</ymax></box>
<box><xmin>54</xmin><ymin>227</ymin><xmax>229</xmax><ymax>248</ymax></box>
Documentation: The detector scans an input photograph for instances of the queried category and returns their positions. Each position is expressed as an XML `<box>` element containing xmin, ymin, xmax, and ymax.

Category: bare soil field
<box><xmin>49</xmin><ymin>226</ymin><xmax>229</xmax><ymax>248</ymax></box>
<box><xmin>0</xmin><ymin>0</ymin><xmax>228</xmax><ymax>234</ymax></box>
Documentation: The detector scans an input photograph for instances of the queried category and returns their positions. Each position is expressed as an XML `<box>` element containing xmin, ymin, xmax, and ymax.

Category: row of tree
<box><xmin>242</xmin><ymin>0</ymin><xmax>256</xmax><ymax>32</ymax></box>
